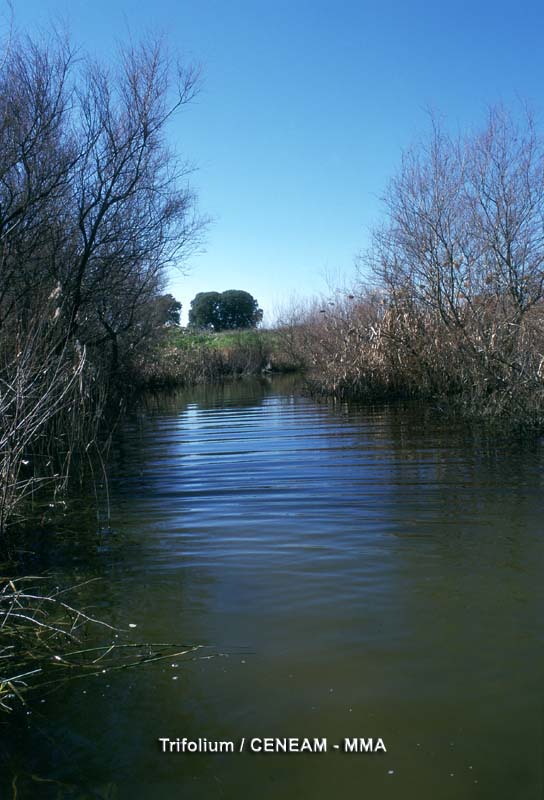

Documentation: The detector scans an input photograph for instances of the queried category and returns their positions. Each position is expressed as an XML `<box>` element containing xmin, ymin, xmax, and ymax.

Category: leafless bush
<box><xmin>0</xmin><ymin>28</ymin><xmax>204</xmax><ymax>531</ymax></box>
<box><xmin>283</xmin><ymin>109</ymin><xmax>544</xmax><ymax>430</ymax></box>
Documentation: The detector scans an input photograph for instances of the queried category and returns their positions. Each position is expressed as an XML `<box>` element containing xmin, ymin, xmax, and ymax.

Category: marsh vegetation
<box><xmin>278</xmin><ymin>109</ymin><xmax>544</xmax><ymax>431</ymax></box>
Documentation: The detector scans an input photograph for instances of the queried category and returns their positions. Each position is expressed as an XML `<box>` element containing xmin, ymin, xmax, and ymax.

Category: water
<box><xmin>2</xmin><ymin>376</ymin><xmax>543</xmax><ymax>798</ymax></box>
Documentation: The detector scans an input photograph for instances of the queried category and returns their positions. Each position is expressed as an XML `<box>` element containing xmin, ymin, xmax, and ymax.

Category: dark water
<box><xmin>2</xmin><ymin>376</ymin><xmax>544</xmax><ymax>799</ymax></box>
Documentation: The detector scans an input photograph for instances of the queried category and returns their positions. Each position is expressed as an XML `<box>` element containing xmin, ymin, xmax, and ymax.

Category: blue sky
<box><xmin>12</xmin><ymin>0</ymin><xmax>544</xmax><ymax>324</ymax></box>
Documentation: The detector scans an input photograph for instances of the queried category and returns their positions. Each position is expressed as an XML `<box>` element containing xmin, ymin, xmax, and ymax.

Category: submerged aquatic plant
<box><xmin>0</xmin><ymin>576</ymin><xmax>217</xmax><ymax>712</ymax></box>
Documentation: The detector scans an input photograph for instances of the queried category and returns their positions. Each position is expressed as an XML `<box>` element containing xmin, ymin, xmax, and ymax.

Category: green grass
<box><xmin>135</xmin><ymin>326</ymin><xmax>299</xmax><ymax>387</ymax></box>
<box><xmin>164</xmin><ymin>327</ymin><xmax>281</xmax><ymax>352</ymax></box>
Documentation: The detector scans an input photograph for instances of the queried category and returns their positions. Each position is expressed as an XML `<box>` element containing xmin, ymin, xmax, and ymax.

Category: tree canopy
<box><xmin>189</xmin><ymin>290</ymin><xmax>263</xmax><ymax>329</ymax></box>
<box><xmin>152</xmin><ymin>295</ymin><xmax>182</xmax><ymax>326</ymax></box>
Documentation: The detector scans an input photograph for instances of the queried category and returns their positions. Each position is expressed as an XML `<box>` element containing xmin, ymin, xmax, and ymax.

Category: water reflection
<box><xmin>1</xmin><ymin>376</ymin><xmax>543</xmax><ymax>799</ymax></box>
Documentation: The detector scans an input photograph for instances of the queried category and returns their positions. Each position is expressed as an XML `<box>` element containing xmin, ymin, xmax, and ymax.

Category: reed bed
<box><xmin>279</xmin><ymin>290</ymin><xmax>544</xmax><ymax>432</ymax></box>
<box><xmin>0</xmin><ymin>307</ymin><xmax>110</xmax><ymax>533</ymax></box>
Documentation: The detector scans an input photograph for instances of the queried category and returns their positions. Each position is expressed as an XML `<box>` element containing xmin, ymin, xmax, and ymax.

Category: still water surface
<box><xmin>2</xmin><ymin>376</ymin><xmax>543</xmax><ymax>798</ymax></box>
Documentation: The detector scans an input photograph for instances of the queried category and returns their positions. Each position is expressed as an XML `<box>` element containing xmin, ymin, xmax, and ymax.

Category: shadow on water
<box><xmin>1</xmin><ymin>375</ymin><xmax>543</xmax><ymax>799</ymax></box>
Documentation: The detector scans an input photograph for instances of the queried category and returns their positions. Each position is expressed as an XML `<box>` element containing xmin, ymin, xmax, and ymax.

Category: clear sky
<box><xmin>11</xmin><ymin>0</ymin><xmax>544</xmax><ymax>324</ymax></box>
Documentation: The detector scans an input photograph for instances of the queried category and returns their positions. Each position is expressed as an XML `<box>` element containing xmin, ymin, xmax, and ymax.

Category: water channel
<box><xmin>1</xmin><ymin>376</ymin><xmax>543</xmax><ymax>798</ymax></box>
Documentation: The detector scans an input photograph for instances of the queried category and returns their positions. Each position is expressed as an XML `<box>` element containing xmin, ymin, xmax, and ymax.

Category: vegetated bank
<box><xmin>134</xmin><ymin>326</ymin><xmax>302</xmax><ymax>388</ymax></box>
<box><xmin>0</xmin><ymin>28</ymin><xmax>299</xmax><ymax>537</ymax></box>
<box><xmin>279</xmin><ymin>108</ymin><xmax>544</xmax><ymax>434</ymax></box>
<box><xmin>0</xmin><ymin>28</ymin><xmax>211</xmax><ymax>706</ymax></box>
<box><xmin>0</xmin><ymin>29</ymin><xmax>206</xmax><ymax>535</ymax></box>
<box><xmin>0</xmin><ymin>28</ymin><xmax>304</xmax><ymax>709</ymax></box>
<box><xmin>133</xmin><ymin>287</ymin><xmax>302</xmax><ymax>387</ymax></box>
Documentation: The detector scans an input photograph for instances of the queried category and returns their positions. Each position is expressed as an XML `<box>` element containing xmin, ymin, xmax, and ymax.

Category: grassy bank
<box><xmin>133</xmin><ymin>327</ymin><xmax>301</xmax><ymax>387</ymax></box>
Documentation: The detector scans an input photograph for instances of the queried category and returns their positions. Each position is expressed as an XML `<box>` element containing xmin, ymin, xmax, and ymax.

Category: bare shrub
<box><xmin>285</xmin><ymin>109</ymin><xmax>544</xmax><ymax>430</ymax></box>
<box><xmin>0</xmin><ymin>29</ymin><xmax>204</xmax><ymax>531</ymax></box>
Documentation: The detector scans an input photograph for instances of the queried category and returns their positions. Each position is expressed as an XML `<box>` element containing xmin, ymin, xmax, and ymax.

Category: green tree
<box><xmin>188</xmin><ymin>291</ymin><xmax>222</xmax><ymax>328</ymax></box>
<box><xmin>217</xmin><ymin>290</ymin><xmax>262</xmax><ymax>329</ymax></box>
<box><xmin>156</xmin><ymin>294</ymin><xmax>182</xmax><ymax>325</ymax></box>
<box><xmin>189</xmin><ymin>290</ymin><xmax>262</xmax><ymax>330</ymax></box>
